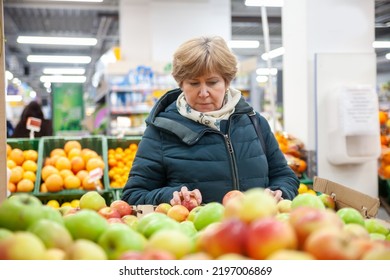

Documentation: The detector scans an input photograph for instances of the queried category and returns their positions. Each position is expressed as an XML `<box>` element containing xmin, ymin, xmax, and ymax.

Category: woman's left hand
<box><xmin>264</xmin><ymin>188</ymin><xmax>283</xmax><ymax>202</ymax></box>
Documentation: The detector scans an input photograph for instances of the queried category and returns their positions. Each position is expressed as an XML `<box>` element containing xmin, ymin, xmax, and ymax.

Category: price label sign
<box><xmin>26</xmin><ymin>117</ymin><xmax>42</xmax><ymax>132</ymax></box>
<box><xmin>88</xmin><ymin>167</ymin><xmax>103</xmax><ymax>190</ymax></box>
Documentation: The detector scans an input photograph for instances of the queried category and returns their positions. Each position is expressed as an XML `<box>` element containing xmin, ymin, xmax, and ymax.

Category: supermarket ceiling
<box><xmin>3</xmin><ymin>0</ymin><xmax>390</xmax><ymax>96</ymax></box>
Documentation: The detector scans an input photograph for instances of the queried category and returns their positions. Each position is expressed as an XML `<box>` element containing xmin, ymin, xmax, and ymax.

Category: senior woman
<box><xmin>121</xmin><ymin>35</ymin><xmax>299</xmax><ymax>206</ymax></box>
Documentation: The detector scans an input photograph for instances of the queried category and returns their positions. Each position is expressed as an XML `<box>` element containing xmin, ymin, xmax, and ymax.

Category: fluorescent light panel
<box><xmin>27</xmin><ymin>55</ymin><xmax>91</xmax><ymax>64</ymax></box>
<box><xmin>256</xmin><ymin>68</ymin><xmax>278</xmax><ymax>76</ymax></box>
<box><xmin>261</xmin><ymin>47</ymin><xmax>285</xmax><ymax>60</ymax></box>
<box><xmin>47</xmin><ymin>0</ymin><xmax>103</xmax><ymax>2</ymax></box>
<box><xmin>6</xmin><ymin>95</ymin><xmax>23</xmax><ymax>102</ymax></box>
<box><xmin>5</xmin><ymin>70</ymin><xmax>13</xmax><ymax>80</ymax></box>
<box><xmin>18</xmin><ymin>36</ymin><xmax>97</xmax><ymax>46</ymax></box>
<box><xmin>386</xmin><ymin>53</ymin><xmax>390</xmax><ymax>60</ymax></box>
<box><xmin>245</xmin><ymin>0</ymin><xmax>284</xmax><ymax>7</ymax></box>
<box><xmin>43</xmin><ymin>67</ymin><xmax>85</xmax><ymax>75</ymax></box>
<box><xmin>373</xmin><ymin>41</ymin><xmax>390</xmax><ymax>48</ymax></box>
<box><xmin>228</xmin><ymin>40</ymin><xmax>260</xmax><ymax>49</ymax></box>
<box><xmin>40</xmin><ymin>75</ymin><xmax>87</xmax><ymax>83</ymax></box>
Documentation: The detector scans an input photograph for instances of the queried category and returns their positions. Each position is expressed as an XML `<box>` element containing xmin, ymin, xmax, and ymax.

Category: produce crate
<box><xmin>34</xmin><ymin>135</ymin><xmax>111</xmax><ymax>200</ymax></box>
<box><xmin>7</xmin><ymin>138</ymin><xmax>41</xmax><ymax>194</ymax></box>
<box><xmin>299</xmin><ymin>172</ymin><xmax>313</xmax><ymax>186</ymax></box>
<box><xmin>106</xmin><ymin>136</ymin><xmax>141</xmax><ymax>189</ymax></box>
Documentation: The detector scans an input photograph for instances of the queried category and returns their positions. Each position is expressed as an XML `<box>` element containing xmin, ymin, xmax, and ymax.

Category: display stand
<box><xmin>0</xmin><ymin>0</ymin><xmax>7</xmax><ymax>202</ymax></box>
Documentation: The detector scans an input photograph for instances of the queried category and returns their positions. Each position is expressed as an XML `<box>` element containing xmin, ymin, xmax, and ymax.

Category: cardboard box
<box><xmin>313</xmin><ymin>176</ymin><xmax>380</xmax><ymax>218</ymax></box>
<box><xmin>133</xmin><ymin>204</ymin><xmax>155</xmax><ymax>218</ymax></box>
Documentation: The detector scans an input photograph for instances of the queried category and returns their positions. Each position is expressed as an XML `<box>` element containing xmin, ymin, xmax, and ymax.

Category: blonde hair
<box><xmin>172</xmin><ymin>36</ymin><xmax>238</xmax><ymax>87</ymax></box>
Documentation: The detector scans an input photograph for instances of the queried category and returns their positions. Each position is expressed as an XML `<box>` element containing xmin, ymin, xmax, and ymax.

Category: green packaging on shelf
<box><xmin>34</xmin><ymin>135</ymin><xmax>110</xmax><ymax>199</ymax></box>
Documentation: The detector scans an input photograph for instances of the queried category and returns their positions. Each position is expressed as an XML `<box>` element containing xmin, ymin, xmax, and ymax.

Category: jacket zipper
<box><xmin>224</xmin><ymin>134</ymin><xmax>240</xmax><ymax>190</ymax></box>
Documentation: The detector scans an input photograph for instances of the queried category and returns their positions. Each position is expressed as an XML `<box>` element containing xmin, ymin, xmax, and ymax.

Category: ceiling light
<box><xmin>256</xmin><ymin>68</ymin><xmax>278</xmax><ymax>75</ymax></box>
<box><xmin>17</xmin><ymin>36</ymin><xmax>97</xmax><ymax>46</ymax></box>
<box><xmin>6</xmin><ymin>95</ymin><xmax>23</xmax><ymax>102</ymax></box>
<box><xmin>386</xmin><ymin>53</ymin><xmax>390</xmax><ymax>60</ymax></box>
<box><xmin>228</xmin><ymin>40</ymin><xmax>260</xmax><ymax>49</ymax></box>
<box><xmin>43</xmin><ymin>68</ymin><xmax>86</xmax><ymax>75</ymax></box>
<box><xmin>245</xmin><ymin>0</ymin><xmax>284</xmax><ymax>7</ymax></box>
<box><xmin>261</xmin><ymin>47</ymin><xmax>285</xmax><ymax>60</ymax></box>
<box><xmin>27</xmin><ymin>55</ymin><xmax>91</xmax><ymax>64</ymax></box>
<box><xmin>373</xmin><ymin>41</ymin><xmax>390</xmax><ymax>48</ymax></box>
<box><xmin>40</xmin><ymin>75</ymin><xmax>87</xmax><ymax>83</ymax></box>
<box><xmin>47</xmin><ymin>0</ymin><xmax>104</xmax><ymax>2</ymax></box>
<box><xmin>256</xmin><ymin>76</ymin><xmax>269</xmax><ymax>83</ymax></box>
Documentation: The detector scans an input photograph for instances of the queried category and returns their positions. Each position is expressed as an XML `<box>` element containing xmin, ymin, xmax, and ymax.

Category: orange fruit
<box><xmin>7</xmin><ymin>159</ymin><xmax>16</xmax><ymax>169</ymax></box>
<box><xmin>50</xmin><ymin>148</ymin><xmax>67</xmax><ymax>158</ymax></box>
<box><xmin>383</xmin><ymin>164</ymin><xmax>390</xmax><ymax>179</ymax></box>
<box><xmin>70</xmin><ymin>156</ymin><xmax>85</xmax><ymax>174</ymax></box>
<box><xmin>6</xmin><ymin>144</ymin><xmax>12</xmax><ymax>156</ymax></box>
<box><xmin>40</xmin><ymin>183</ymin><xmax>48</xmax><ymax>193</ymax></box>
<box><xmin>64</xmin><ymin>175</ymin><xmax>81</xmax><ymax>190</ymax></box>
<box><xmin>82</xmin><ymin>175</ymin><xmax>102</xmax><ymax>190</ymax></box>
<box><xmin>45</xmin><ymin>173</ymin><xmax>64</xmax><ymax>192</ymax></box>
<box><xmin>76</xmin><ymin>170</ymin><xmax>89</xmax><ymax>182</ymax></box>
<box><xmin>23</xmin><ymin>170</ymin><xmax>36</xmax><ymax>182</ymax></box>
<box><xmin>129</xmin><ymin>143</ymin><xmax>138</xmax><ymax>151</ymax></box>
<box><xmin>81</xmin><ymin>149</ymin><xmax>98</xmax><ymax>163</ymax></box>
<box><xmin>22</xmin><ymin>160</ymin><xmax>38</xmax><ymax>173</ymax></box>
<box><xmin>55</xmin><ymin>156</ymin><xmax>71</xmax><ymax>171</ymax></box>
<box><xmin>86</xmin><ymin>157</ymin><xmax>105</xmax><ymax>172</ymax></box>
<box><xmin>7</xmin><ymin>182</ymin><xmax>16</xmax><ymax>193</ymax></box>
<box><xmin>41</xmin><ymin>165</ymin><xmax>60</xmax><ymax>181</ymax></box>
<box><xmin>59</xmin><ymin>169</ymin><xmax>74</xmax><ymax>180</ymax></box>
<box><xmin>9</xmin><ymin>166</ymin><xmax>24</xmax><ymax>184</ymax></box>
<box><xmin>64</xmin><ymin>140</ymin><xmax>82</xmax><ymax>154</ymax></box>
<box><xmin>9</xmin><ymin>148</ymin><xmax>25</xmax><ymax>166</ymax></box>
<box><xmin>17</xmin><ymin>179</ymin><xmax>35</xmax><ymax>192</ymax></box>
<box><xmin>24</xmin><ymin>150</ymin><xmax>38</xmax><ymax>162</ymax></box>
<box><xmin>67</xmin><ymin>148</ymin><xmax>81</xmax><ymax>160</ymax></box>
<box><xmin>379</xmin><ymin>111</ymin><xmax>388</xmax><ymax>125</ymax></box>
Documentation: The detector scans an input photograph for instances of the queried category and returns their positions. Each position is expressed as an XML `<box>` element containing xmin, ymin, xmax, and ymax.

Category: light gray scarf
<box><xmin>176</xmin><ymin>87</ymin><xmax>241</xmax><ymax>130</ymax></box>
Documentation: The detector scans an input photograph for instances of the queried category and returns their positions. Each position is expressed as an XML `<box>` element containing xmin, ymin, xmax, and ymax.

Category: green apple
<box><xmin>0</xmin><ymin>193</ymin><xmax>44</xmax><ymax>231</ymax></box>
<box><xmin>142</xmin><ymin>216</ymin><xmax>180</xmax><ymax>238</ymax></box>
<box><xmin>67</xmin><ymin>239</ymin><xmax>107</xmax><ymax>260</ymax></box>
<box><xmin>98</xmin><ymin>223</ymin><xmax>147</xmax><ymax>260</ymax></box>
<box><xmin>364</xmin><ymin>218</ymin><xmax>390</xmax><ymax>235</ymax></box>
<box><xmin>277</xmin><ymin>199</ymin><xmax>292</xmax><ymax>213</ymax></box>
<box><xmin>28</xmin><ymin>219</ymin><xmax>73</xmax><ymax>250</ymax></box>
<box><xmin>0</xmin><ymin>231</ymin><xmax>46</xmax><ymax>260</ymax></box>
<box><xmin>41</xmin><ymin>205</ymin><xmax>64</xmax><ymax>225</ymax></box>
<box><xmin>0</xmin><ymin>228</ymin><xmax>13</xmax><ymax>240</ymax></box>
<box><xmin>121</xmin><ymin>214</ymin><xmax>139</xmax><ymax>230</ymax></box>
<box><xmin>154</xmin><ymin>203</ymin><xmax>172</xmax><ymax>214</ymax></box>
<box><xmin>146</xmin><ymin>229</ymin><xmax>194</xmax><ymax>259</ymax></box>
<box><xmin>41</xmin><ymin>248</ymin><xmax>67</xmax><ymax>260</ymax></box>
<box><xmin>79</xmin><ymin>191</ymin><xmax>107</xmax><ymax>211</ymax></box>
<box><xmin>291</xmin><ymin>193</ymin><xmax>325</xmax><ymax>210</ymax></box>
<box><xmin>187</xmin><ymin>205</ymin><xmax>203</xmax><ymax>222</ymax></box>
<box><xmin>336</xmin><ymin>207</ymin><xmax>365</xmax><ymax>225</ymax></box>
<box><xmin>64</xmin><ymin>209</ymin><xmax>109</xmax><ymax>242</ymax></box>
<box><xmin>370</xmin><ymin>233</ymin><xmax>387</xmax><ymax>240</ymax></box>
<box><xmin>179</xmin><ymin>220</ymin><xmax>197</xmax><ymax>237</ymax></box>
<box><xmin>136</xmin><ymin>212</ymin><xmax>170</xmax><ymax>234</ymax></box>
<box><xmin>193</xmin><ymin>202</ymin><xmax>225</xmax><ymax>231</ymax></box>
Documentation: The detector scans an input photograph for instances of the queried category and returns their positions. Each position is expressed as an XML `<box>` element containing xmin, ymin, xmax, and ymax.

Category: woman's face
<box><xmin>181</xmin><ymin>73</ymin><xmax>228</xmax><ymax>112</ymax></box>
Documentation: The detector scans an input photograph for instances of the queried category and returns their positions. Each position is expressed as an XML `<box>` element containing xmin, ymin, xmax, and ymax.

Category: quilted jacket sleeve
<box><xmin>121</xmin><ymin>126</ymin><xmax>182</xmax><ymax>205</ymax></box>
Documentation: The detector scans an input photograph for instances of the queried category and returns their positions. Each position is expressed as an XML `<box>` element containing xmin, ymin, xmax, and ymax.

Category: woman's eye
<box><xmin>190</xmin><ymin>82</ymin><xmax>199</xmax><ymax>86</ymax></box>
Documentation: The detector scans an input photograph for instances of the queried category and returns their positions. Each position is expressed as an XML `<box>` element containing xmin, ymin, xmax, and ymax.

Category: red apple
<box><xmin>141</xmin><ymin>249</ymin><xmax>176</xmax><ymax>260</ymax></box>
<box><xmin>222</xmin><ymin>190</ymin><xmax>244</xmax><ymax>206</ymax></box>
<box><xmin>98</xmin><ymin>206</ymin><xmax>121</xmax><ymax>220</ymax></box>
<box><xmin>197</xmin><ymin>217</ymin><xmax>248</xmax><ymax>258</ymax></box>
<box><xmin>246</xmin><ymin>217</ymin><xmax>298</xmax><ymax>259</ymax></box>
<box><xmin>181</xmin><ymin>197</ymin><xmax>199</xmax><ymax>211</ymax></box>
<box><xmin>154</xmin><ymin>203</ymin><xmax>172</xmax><ymax>214</ymax></box>
<box><xmin>119</xmin><ymin>251</ymin><xmax>143</xmax><ymax>260</ymax></box>
<box><xmin>266</xmin><ymin>249</ymin><xmax>315</xmax><ymax>260</ymax></box>
<box><xmin>288</xmin><ymin>207</ymin><xmax>344</xmax><ymax>248</ymax></box>
<box><xmin>304</xmin><ymin>227</ymin><xmax>364</xmax><ymax>260</ymax></box>
<box><xmin>318</xmin><ymin>193</ymin><xmax>336</xmax><ymax>210</ymax></box>
<box><xmin>110</xmin><ymin>200</ymin><xmax>133</xmax><ymax>217</ymax></box>
<box><xmin>121</xmin><ymin>214</ymin><xmax>139</xmax><ymax>230</ymax></box>
<box><xmin>167</xmin><ymin>205</ymin><xmax>189</xmax><ymax>222</ymax></box>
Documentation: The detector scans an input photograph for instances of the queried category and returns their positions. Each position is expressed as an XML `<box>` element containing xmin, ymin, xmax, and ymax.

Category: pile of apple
<box><xmin>0</xmin><ymin>189</ymin><xmax>390</xmax><ymax>260</ymax></box>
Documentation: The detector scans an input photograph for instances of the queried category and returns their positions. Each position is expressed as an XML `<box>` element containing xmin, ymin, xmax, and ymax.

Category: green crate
<box><xmin>34</xmin><ymin>135</ymin><xmax>110</xmax><ymax>198</ymax></box>
<box><xmin>299</xmin><ymin>172</ymin><xmax>313</xmax><ymax>186</ymax></box>
<box><xmin>7</xmin><ymin>138</ymin><xmax>42</xmax><ymax>194</ymax></box>
<box><xmin>106</xmin><ymin>136</ymin><xmax>141</xmax><ymax>189</ymax></box>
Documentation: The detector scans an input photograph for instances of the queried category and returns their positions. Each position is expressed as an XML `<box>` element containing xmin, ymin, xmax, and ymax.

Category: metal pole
<box><xmin>261</xmin><ymin>6</ymin><xmax>277</xmax><ymax>132</ymax></box>
<box><xmin>0</xmin><ymin>0</ymin><xmax>7</xmax><ymax>202</ymax></box>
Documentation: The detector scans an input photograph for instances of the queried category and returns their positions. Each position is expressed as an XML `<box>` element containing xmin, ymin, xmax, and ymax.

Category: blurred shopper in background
<box><xmin>12</xmin><ymin>101</ymin><xmax>53</xmax><ymax>138</ymax></box>
<box><xmin>122</xmin><ymin>35</ymin><xmax>299</xmax><ymax>206</ymax></box>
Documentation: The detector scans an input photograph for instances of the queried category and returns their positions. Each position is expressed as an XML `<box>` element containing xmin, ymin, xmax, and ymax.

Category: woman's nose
<box><xmin>199</xmin><ymin>84</ymin><xmax>209</xmax><ymax>97</ymax></box>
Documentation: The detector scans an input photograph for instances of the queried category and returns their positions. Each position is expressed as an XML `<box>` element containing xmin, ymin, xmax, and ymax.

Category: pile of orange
<box><xmin>40</xmin><ymin>140</ymin><xmax>105</xmax><ymax>193</ymax></box>
<box><xmin>378</xmin><ymin>110</ymin><xmax>390</xmax><ymax>178</ymax></box>
<box><xmin>7</xmin><ymin>144</ymin><xmax>38</xmax><ymax>193</ymax></box>
<box><xmin>107</xmin><ymin>142</ymin><xmax>138</xmax><ymax>188</ymax></box>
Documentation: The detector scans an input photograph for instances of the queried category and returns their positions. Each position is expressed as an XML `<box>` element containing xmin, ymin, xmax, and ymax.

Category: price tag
<box><xmin>88</xmin><ymin>167</ymin><xmax>103</xmax><ymax>183</ymax></box>
<box><xmin>26</xmin><ymin>117</ymin><xmax>42</xmax><ymax>132</ymax></box>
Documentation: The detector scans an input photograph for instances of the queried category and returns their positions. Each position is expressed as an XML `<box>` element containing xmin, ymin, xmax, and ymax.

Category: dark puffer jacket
<box><xmin>121</xmin><ymin>88</ymin><xmax>299</xmax><ymax>205</ymax></box>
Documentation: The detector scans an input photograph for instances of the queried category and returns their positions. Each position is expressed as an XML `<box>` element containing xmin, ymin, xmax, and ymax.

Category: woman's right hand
<box><xmin>170</xmin><ymin>186</ymin><xmax>202</xmax><ymax>206</ymax></box>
